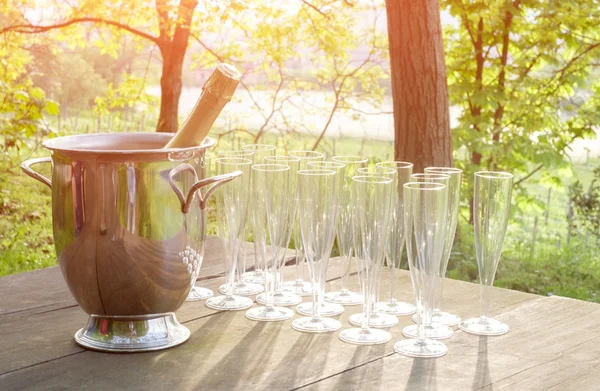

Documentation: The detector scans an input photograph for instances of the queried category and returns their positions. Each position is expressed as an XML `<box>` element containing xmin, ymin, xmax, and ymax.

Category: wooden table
<box><xmin>1</xmin><ymin>236</ymin><xmax>598</xmax><ymax>390</ymax></box>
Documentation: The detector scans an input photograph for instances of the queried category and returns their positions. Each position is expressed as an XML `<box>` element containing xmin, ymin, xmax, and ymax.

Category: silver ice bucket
<box><xmin>21</xmin><ymin>132</ymin><xmax>240</xmax><ymax>352</ymax></box>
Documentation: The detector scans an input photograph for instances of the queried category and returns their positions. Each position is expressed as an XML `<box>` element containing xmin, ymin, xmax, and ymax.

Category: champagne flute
<box><xmin>374</xmin><ymin>161</ymin><xmax>416</xmax><ymax>317</ymax></box>
<box><xmin>394</xmin><ymin>182</ymin><xmax>448</xmax><ymax>358</ymax></box>
<box><xmin>324</xmin><ymin>156</ymin><xmax>368</xmax><ymax>306</ymax></box>
<box><xmin>206</xmin><ymin>157</ymin><xmax>253</xmax><ymax>311</ymax></box>
<box><xmin>294</xmin><ymin>161</ymin><xmax>346</xmax><ymax>317</ymax></box>
<box><xmin>459</xmin><ymin>171</ymin><xmax>513</xmax><ymax>336</ymax></box>
<box><xmin>292</xmin><ymin>169</ymin><xmax>342</xmax><ymax>333</ymax></box>
<box><xmin>347</xmin><ymin>165</ymin><xmax>400</xmax><ymax>328</ymax></box>
<box><xmin>402</xmin><ymin>172</ymin><xmax>453</xmax><ymax>340</ymax></box>
<box><xmin>186</xmin><ymin>153</ymin><xmax>215</xmax><ymax>301</ymax></box>
<box><xmin>339</xmin><ymin>175</ymin><xmax>393</xmax><ymax>345</ymax></box>
<box><xmin>217</xmin><ymin>150</ymin><xmax>263</xmax><ymax>297</ymax></box>
<box><xmin>417</xmin><ymin>167</ymin><xmax>463</xmax><ymax>326</ymax></box>
<box><xmin>240</xmin><ymin>144</ymin><xmax>276</xmax><ymax>284</ymax></box>
<box><xmin>283</xmin><ymin>150</ymin><xmax>325</xmax><ymax>297</ymax></box>
<box><xmin>245</xmin><ymin>164</ymin><xmax>296</xmax><ymax>321</ymax></box>
<box><xmin>256</xmin><ymin>155</ymin><xmax>303</xmax><ymax>307</ymax></box>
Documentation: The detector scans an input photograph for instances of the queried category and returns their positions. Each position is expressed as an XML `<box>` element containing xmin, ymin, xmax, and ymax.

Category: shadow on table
<box><xmin>406</xmin><ymin>356</ymin><xmax>437</xmax><ymax>390</ymax></box>
<box><xmin>263</xmin><ymin>333</ymin><xmax>317</xmax><ymax>389</ymax></box>
<box><xmin>330</xmin><ymin>344</ymin><xmax>388</xmax><ymax>389</ymax></box>
<box><xmin>196</xmin><ymin>317</ymin><xmax>284</xmax><ymax>390</ymax></box>
<box><xmin>472</xmin><ymin>336</ymin><xmax>492</xmax><ymax>390</ymax></box>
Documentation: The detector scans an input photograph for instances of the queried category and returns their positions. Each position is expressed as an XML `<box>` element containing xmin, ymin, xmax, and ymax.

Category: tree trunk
<box><xmin>156</xmin><ymin>54</ymin><xmax>183</xmax><ymax>133</ymax></box>
<box><xmin>155</xmin><ymin>0</ymin><xmax>198</xmax><ymax>133</ymax></box>
<box><xmin>385</xmin><ymin>0</ymin><xmax>453</xmax><ymax>172</ymax></box>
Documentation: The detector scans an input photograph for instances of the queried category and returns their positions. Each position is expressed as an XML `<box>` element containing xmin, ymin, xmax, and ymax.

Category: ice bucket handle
<box><xmin>21</xmin><ymin>157</ymin><xmax>52</xmax><ymax>189</ymax></box>
<box><xmin>169</xmin><ymin>163</ymin><xmax>242</xmax><ymax>213</ymax></box>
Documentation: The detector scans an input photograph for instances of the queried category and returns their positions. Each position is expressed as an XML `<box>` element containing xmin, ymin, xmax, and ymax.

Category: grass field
<box><xmin>2</xmin><ymin>111</ymin><xmax>599</xmax><ymax>303</ymax></box>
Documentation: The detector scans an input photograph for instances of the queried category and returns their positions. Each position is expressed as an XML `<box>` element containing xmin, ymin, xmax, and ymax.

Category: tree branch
<box><xmin>301</xmin><ymin>0</ymin><xmax>329</xmax><ymax>18</ymax></box>
<box><xmin>0</xmin><ymin>17</ymin><xmax>160</xmax><ymax>44</ymax></box>
<box><xmin>515</xmin><ymin>164</ymin><xmax>543</xmax><ymax>185</ymax></box>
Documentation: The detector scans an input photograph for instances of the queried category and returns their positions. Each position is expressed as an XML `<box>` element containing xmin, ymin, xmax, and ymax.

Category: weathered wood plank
<box><xmin>0</xmin><ymin>250</ymin><xmax>315</xmax><ymax>376</ymax></box>
<box><xmin>0</xmin><ymin>265</ymin><xmax>538</xmax><ymax>390</ymax></box>
<box><xmin>297</xmin><ymin>296</ymin><xmax>600</xmax><ymax>391</ymax></box>
<box><xmin>0</xmin><ymin>237</ymin><xmax>253</xmax><ymax>317</ymax></box>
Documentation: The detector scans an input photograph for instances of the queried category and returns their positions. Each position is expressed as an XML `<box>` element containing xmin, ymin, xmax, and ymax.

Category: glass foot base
<box><xmin>219</xmin><ymin>282</ymin><xmax>264</xmax><ymax>296</ymax></box>
<box><xmin>459</xmin><ymin>317</ymin><xmax>509</xmax><ymax>336</ymax></box>
<box><xmin>394</xmin><ymin>338</ymin><xmax>447</xmax><ymax>358</ymax></box>
<box><xmin>292</xmin><ymin>316</ymin><xmax>342</xmax><ymax>333</ymax></box>
<box><xmin>245</xmin><ymin>306</ymin><xmax>293</xmax><ymax>322</ymax></box>
<box><xmin>296</xmin><ymin>302</ymin><xmax>344</xmax><ymax>317</ymax></box>
<box><xmin>339</xmin><ymin>327</ymin><xmax>391</xmax><ymax>345</ymax></box>
<box><xmin>256</xmin><ymin>292</ymin><xmax>302</xmax><ymax>307</ymax></box>
<box><xmin>412</xmin><ymin>310</ymin><xmax>461</xmax><ymax>327</ymax></box>
<box><xmin>402</xmin><ymin>324</ymin><xmax>453</xmax><ymax>340</ymax></box>
<box><xmin>376</xmin><ymin>300</ymin><xmax>415</xmax><ymax>316</ymax></box>
<box><xmin>282</xmin><ymin>280</ymin><xmax>313</xmax><ymax>297</ymax></box>
<box><xmin>186</xmin><ymin>286</ymin><xmax>214</xmax><ymax>302</ymax></box>
<box><xmin>324</xmin><ymin>290</ymin><xmax>362</xmax><ymax>306</ymax></box>
<box><xmin>206</xmin><ymin>295</ymin><xmax>253</xmax><ymax>311</ymax></box>
<box><xmin>349</xmin><ymin>312</ymin><xmax>399</xmax><ymax>328</ymax></box>
<box><xmin>242</xmin><ymin>270</ymin><xmax>265</xmax><ymax>284</ymax></box>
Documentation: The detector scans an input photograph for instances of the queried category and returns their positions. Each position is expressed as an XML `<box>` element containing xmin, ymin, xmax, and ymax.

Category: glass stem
<box><xmin>295</xmin><ymin>249</ymin><xmax>304</xmax><ymax>283</ymax></box>
<box><xmin>361</xmin><ymin>266</ymin><xmax>370</xmax><ymax>331</ymax></box>
<box><xmin>294</xmin><ymin>214</ymin><xmax>303</xmax><ymax>283</ymax></box>
<box><xmin>312</xmin><ymin>263</ymin><xmax>322</xmax><ymax>320</ymax></box>
<box><xmin>266</xmin><ymin>255</ymin><xmax>275</xmax><ymax>310</ymax></box>
<box><xmin>341</xmin><ymin>251</ymin><xmax>351</xmax><ymax>292</ymax></box>
<box><xmin>435</xmin><ymin>275</ymin><xmax>444</xmax><ymax>313</ymax></box>
<box><xmin>236</xmin><ymin>245</ymin><xmax>245</xmax><ymax>286</ymax></box>
<box><xmin>417</xmin><ymin>300</ymin><xmax>425</xmax><ymax>341</ymax></box>
<box><xmin>227</xmin><ymin>241</ymin><xmax>238</xmax><ymax>298</ymax></box>
<box><xmin>252</xmin><ymin>238</ymin><xmax>261</xmax><ymax>272</ymax></box>
<box><xmin>388</xmin><ymin>258</ymin><xmax>395</xmax><ymax>302</ymax></box>
<box><xmin>481</xmin><ymin>283</ymin><xmax>493</xmax><ymax>319</ymax></box>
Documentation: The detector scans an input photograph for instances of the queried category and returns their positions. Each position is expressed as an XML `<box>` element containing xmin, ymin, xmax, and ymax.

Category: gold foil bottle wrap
<box><xmin>164</xmin><ymin>63</ymin><xmax>241</xmax><ymax>149</ymax></box>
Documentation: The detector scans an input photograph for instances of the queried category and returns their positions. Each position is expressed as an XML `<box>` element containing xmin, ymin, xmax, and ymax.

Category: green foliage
<box><xmin>94</xmin><ymin>74</ymin><xmax>158</xmax><ymax>116</ymax></box>
<box><xmin>0</xmin><ymin>159</ymin><xmax>55</xmax><ymax>276</ymax></box>
<box><xmin>444</xmin><ymin>0</ymin><xmax>600</xmax><ymax>215</ymax></box>
<box><xmin>30</xmin><ymin>51</ymin><xmax>108</xmax><ymax>109</ymax></box>
<box><xmin>568</xmin><ymin>165</ymin><xmax>600</xmax><ymax>238</ymax></box>
<box><xmin>0</xmin><ymin>81</ymin><xmax>58</xmax><ymax>165</ymax></box>
<box><xmin>448</xmin><ymin>221</ymin><xmax>600</xmax><ymax>303</ymax></box>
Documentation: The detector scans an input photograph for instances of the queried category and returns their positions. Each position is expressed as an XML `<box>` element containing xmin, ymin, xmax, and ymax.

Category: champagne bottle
<box><xmin>164</xmin><ymin>63</ymin><xmax>241</xmax><ymax>149</ymax></box>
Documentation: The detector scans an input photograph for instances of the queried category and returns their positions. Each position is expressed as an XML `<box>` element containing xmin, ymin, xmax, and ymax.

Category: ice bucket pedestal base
<box><xmin>74</xmin><ymin>313</ymin><xmax>190</xmax><ymax>353</ymax></box>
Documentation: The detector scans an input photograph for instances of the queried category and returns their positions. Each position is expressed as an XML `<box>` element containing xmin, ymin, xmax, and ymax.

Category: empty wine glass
<box><xmin>418</xmin><ymin>167</ymin><xmax>463</xmax><ymax>327</ymax></box>
<box><xmin>459</xmin><ymin>171</ymin><xmax>513</xmax><ymax>336</ymax></box>
<box><xmin>245</xmin><ymin>164</ymin><xmax>296</xmax><ymax>322</ymax></box>
<box><xmin>403</xmin><ymin>172</ymin><xmax>453</xmax><ymax>340</ymax></box>
<box><xmin>394</xmin><ymin>182</ymin><xmax>448</xmax><ymax>358</ymax></box>
<box><xmin>256</xmin><ymin>156</ymin><xmax>303</xmax><ymax>307</ymax></box>
<box><xmin>348</xmin><ymin>165</ymin><xmax>400</xmax><ymax>328</ymax></box>
<box><xmin>324</xmin><ymin>156</ymin><xmax>368</xmax><ymax>306</ymax></box>
<box><xmin>206</xmin><ymin>157</ymin><xmax>254</xmax><ymax>311</ymax></box>
<box><xmin>372</xmin><ymin>161</ymin><xmax>416</xmax><ymax>317</ymax></box>
<box><xmin>294</xmin><ymin>161</ymin><xmax>346</xmax><ymax>317</ymax></box>
<box><xmin>217</xmin><ymin>150</ymin><xmax>263</xmax><ymax>297</ymax></box>
<box><xmin>292</xmin><ymin>169</ymin><xmax>342</xmax><ymax>333</ymax></box>
<box><xmin>340</xmin><ymin>175</ymin><xmax>393</xmax><ymax>345</ymax></box>
<box><xmin>241</xmin><ymin>144</ymin><xmax>276</xmax><ymax>284</ymax></box>
<box><xmin>282</xmin><ymin>150</ymin><xmax>325</xmax><ymax>297</ymax></box>
<box><xmin>186</xmin><ymin>153</ymin><xmax>215</xmax><ymax>302</ymax></box>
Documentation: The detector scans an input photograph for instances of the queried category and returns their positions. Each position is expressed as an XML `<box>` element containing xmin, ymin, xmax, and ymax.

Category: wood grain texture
<box><xmin>0</xmin><ymin>240</ymin><xmax>302</xmax><ymax>376</ymax></box>
<box><xmin>0</xmin><ymin>237</ymin><xmax>249</xmax><ymax>318</ymax></box>
<box><xmin>1</xmin><ymin>241</ymin><xmax>598</xmax><ymax>390</ymax></box>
